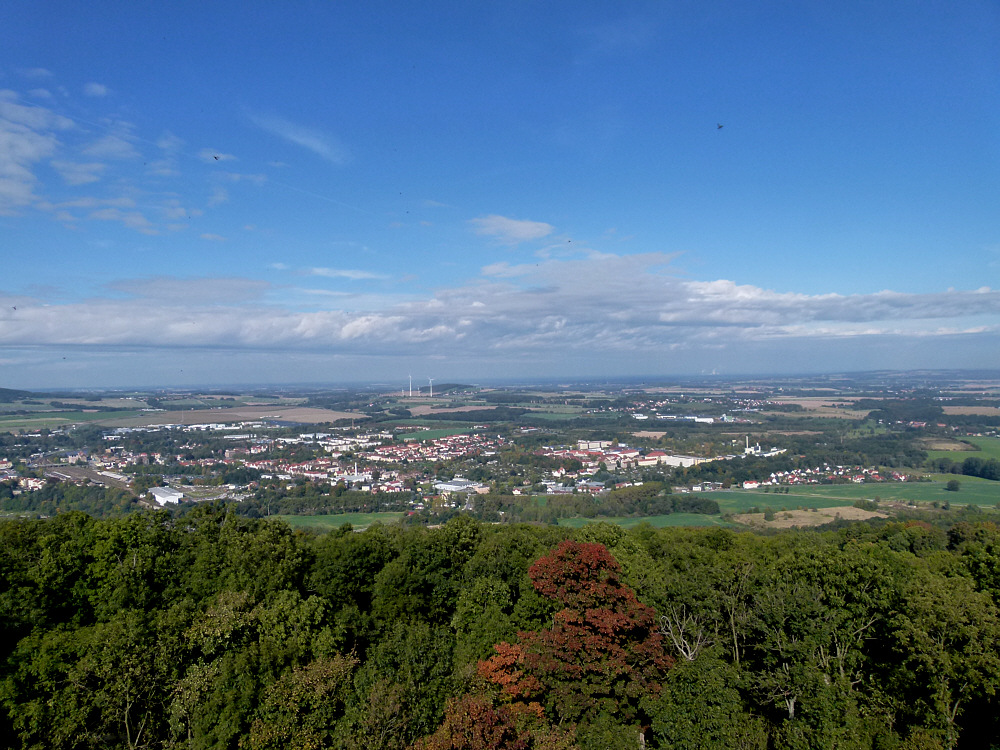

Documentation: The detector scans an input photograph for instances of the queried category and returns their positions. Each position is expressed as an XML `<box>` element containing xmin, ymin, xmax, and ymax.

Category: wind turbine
<box><xmin>408</xmin><ymin>374</ymin><xmax>412</xmax><ymax>398</ymax></box>
<box><xmin>428</xmin><ymin>378</ymin><xmax>434</xmax><ymax>398</ymax></box>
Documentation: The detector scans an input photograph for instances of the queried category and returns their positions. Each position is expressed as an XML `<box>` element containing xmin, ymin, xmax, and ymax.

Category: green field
<box><xmin>558</xmin><ymin>513</ymin><xmax>735</xmax><ymax>529</ymax></box>
<box><xmin>925</xmin><ymin>436</ymin><xmax>1000</xmax><ymax>463</ymax></box>
<box><xmin>0</xmin><ymin>410</ymin><xmax>146</xmax><ymax>431</ymax></box>
<box><xmin>276</xmin><ymin>512</ymin><xmax>405</xmax><ymax>531</ymax></box>
<box><xmin>708</xmin><ymin>478</ymin><xmax>1000</xmax><ymax>510</ymax></box>
<box><xmin>708</xmin><ymin>490</ymin><xmax>857</xmax><ymax>514</ymax></box>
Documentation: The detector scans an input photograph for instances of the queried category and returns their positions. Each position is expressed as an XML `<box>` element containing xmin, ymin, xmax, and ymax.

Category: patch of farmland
<box><xmin>941</xmin><ymin>406</ymin><xmax>1000</xmax><ymax>416</ymax></box>
<box><xmin>733</xmin><ymin>505</ymin><xmax>887</xmax><ymax>529</ymax></box>
<box><xmin>98</xmin><ymin>405</ymin><xmax>362</xmax><ymax>427</ymax></box>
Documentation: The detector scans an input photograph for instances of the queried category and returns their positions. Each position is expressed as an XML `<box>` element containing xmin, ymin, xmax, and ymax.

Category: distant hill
<box><xmin>0</xmin><ymin>387</ymin><xmax>34</xmax><ymax>403</ymax></box>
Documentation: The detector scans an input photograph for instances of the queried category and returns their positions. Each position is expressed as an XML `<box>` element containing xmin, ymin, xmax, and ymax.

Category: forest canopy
<box><xmin>2</xmin><ymin>510</ymin><xmax>1000</xmax><ymax>749</ymax></box>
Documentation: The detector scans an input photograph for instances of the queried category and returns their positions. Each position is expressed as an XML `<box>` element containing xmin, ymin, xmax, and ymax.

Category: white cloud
<box><xmin>19</xmin><ymin>68</ymin><xmax>53</xmax><ymax>79</ymax></box>
<box><xmin>218</xmin><ymin>171</ymin><xmax>266</xmax><ymax>185</ymax></box>
<box><xmin>157</xmin><ymin>131</ymin><xmax>185</xmax><ymax>151</ymax></box>
<box><xmin>309</xmin><ymin>267</ymin><xmax>388</xmax><ymax>280</ymax></box>
<box><xmin>147</xmin><ymin>159</ymin><xmax>179</xmax><ymax>177</ymax></box>
<box><xmin>470</xmin><ymin>214</ymin><xmax>555</xmax><ymax>244</ymax></box>
<box><xmin>83</xmin><ymin>82</ymin><xmax>110</xmax><ymax>97</ymax></box>
<box><xmin>81</xmin><ymin>133</ymin><xmax>138</xmax><ymax>160</ymax></box>
<box><xmin>200</xmin><ymin>233</ymin><xmax>227</xmax><ymax>242</ymax></box>
<box><xmin>207</xmin><ymin>186</ymin><xmax>229</xmax><ymax>206</ymax></box>
<box><xmin>0</xmin><ymin>91</ymin><xmax>73</xmax><ymax>213</ymax></box>
<box><xmin>51</xmin><ymin>160</ymin><xmax>105</xmax><ymax>185</ymax></box>
<box><xmin>249</xmin><ymin>113</ymin><xmax>349</xmax><ymax>164</ymax></box>
<box><xmin>46</xmin><ymin>196</ymin><xmax>135</xmax><ymax>210</ymax></box>
<box><xmin>160</xmin><ymin>198</ymin><xmax>201</xmax><ymax>220</ymax></box>
<box><xmin>151</xmin><ymin>133</ymin><xmax>184</xmax><ymax>175</ymax></box>
<box><xmin>88</xmin><ymin>207</ymin><xmax>157</xmax><ymax>234</ymax></box>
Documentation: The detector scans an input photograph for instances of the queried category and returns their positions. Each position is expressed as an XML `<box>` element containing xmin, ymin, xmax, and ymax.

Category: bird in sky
<box><xmin>717</xmin><ymin>123</ymin><xmax>724</xmax><ymax>129</ymax></box>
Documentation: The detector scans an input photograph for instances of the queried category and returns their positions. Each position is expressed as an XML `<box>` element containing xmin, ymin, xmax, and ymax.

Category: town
<box><xmin>2</xmin><ymin>373</ymin><xmax>997</xmax><ymax>529</ymax></box>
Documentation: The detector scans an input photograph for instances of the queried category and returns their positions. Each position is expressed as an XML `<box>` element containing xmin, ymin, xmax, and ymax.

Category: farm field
<box><xmin>769</xmin><ymin>397</ymin><xmax>868</xmax><ymax>419</ymax></box>
<box><xmin>707</xmin><ymin>490</ymin><xmax>857</xmax><ymax>514</ymax></box>
<box><xmin>276</xmin><ymin>512</ymin><xmax>405</xmax><ymax>531</ymax></box>
<box><xmin>99</xmin><ymin>405</ymin><xmax>361</xmax><ymax>427</ymax></box>
<box><xmin>941</xmin><ymin>406</ymin><xmax>1000</xmax><ymax>416</ymax></box>
<box><xmin>0</xmin><ymin>397</ymin><xmax>150</xmax><ymax>411</ymax></box>
<box><xmin>0</xmin><ymin>410</ymin><xmax>147</xmax><ymax>431</ymax></box>
<box><xmin>708</xmin><ymin>479</ymin><xmax>1000</xmax><ymax>509</ymax></box>
<box><xmin>407</xmin><ymin>403</ymin><xmax>491</xmax><ymax>416</ymax></box>
<box><xmin>919</xmin><ymin>474</ymin><xmax>1000</xmax><ymax>505</ymax></box>
<box><xmin>734</xmin><ymin>505</ymin><xmax>888</xmax><ymax>530</ymax></box>
<box><xmin>0</xmin><ymin>402</ymin><xmax>361</xmax><ymax>431</ymax></box>
<box><xmin>924</xmin><ymin>436</ymin><xmax>1000</xmax><ymax>463</ymax></box>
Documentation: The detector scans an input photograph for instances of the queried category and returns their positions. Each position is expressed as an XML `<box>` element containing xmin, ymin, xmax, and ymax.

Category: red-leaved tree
<box><xmin>481</xmin><ymin>540</ymin><xmax>674</xmax><ymax>726</ymax></box>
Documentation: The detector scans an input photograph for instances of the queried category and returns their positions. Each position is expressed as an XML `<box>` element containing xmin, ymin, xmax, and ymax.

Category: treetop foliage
<box><xmin>1</xmin><ymin>510</ymin><xmax>1000</xmax><ymax>748</ymax></box>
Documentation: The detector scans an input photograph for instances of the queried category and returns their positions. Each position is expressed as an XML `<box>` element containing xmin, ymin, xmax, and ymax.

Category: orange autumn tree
<box><xmin>480</xmin><ymin>540</ymin><xmax>674</xmax><ymax>728</ymax></box>
<box><xmin>415</xmin><ymin>541</ymin><xmax>672</xmax><ymax>749</ymax></box>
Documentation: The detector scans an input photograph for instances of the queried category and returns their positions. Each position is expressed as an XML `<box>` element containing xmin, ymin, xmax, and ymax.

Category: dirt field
<box><xmin>102</xmin><ymin>406</ymin><xmax>362</xmax><ymax>427</ymax></box>
<box><xmin>942</xmin><ymin>406</ymin><xmax>1000</xmax><ymax>416</ymax></box>
<box><xmin>733</xmin><ymin>505</ymin><xmax>887</xmax><ymax>529</ymax></box>
<box><xmin>917</xmin><ymin>438</ymin><xmax>976</xmax><ymax>452</ymax></box>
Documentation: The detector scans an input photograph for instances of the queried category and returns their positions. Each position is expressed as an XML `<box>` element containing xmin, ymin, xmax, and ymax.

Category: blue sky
<box><xmin>1</xmin><ymin>1</ymin><xmax>999</xmax><ymax>388</ymax></box>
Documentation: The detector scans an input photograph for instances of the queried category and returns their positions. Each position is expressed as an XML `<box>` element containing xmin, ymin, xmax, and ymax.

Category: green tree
<box><xmin>245</xmin><ymin>654</ymin><xmax>357</xmax><ymax>750</ymax></box>
<box><xmin>888</xmin><ymin>573</ymin><xmax>1000</xmax><ymax>749</ymax></box>
<box><xmin>643</xmin><ymin>656</ymin><xmax>767</xmax><ymax>750</ymax></box>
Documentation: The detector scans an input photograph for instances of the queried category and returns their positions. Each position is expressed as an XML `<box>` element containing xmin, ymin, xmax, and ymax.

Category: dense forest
<box><xmin>2</xmin><ymin>509</ymin><xmax>1000</xmax><ymax>749</ymax></box>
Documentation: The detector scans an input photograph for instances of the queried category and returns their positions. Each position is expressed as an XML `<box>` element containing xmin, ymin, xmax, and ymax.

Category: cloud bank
<box><xmin>1</xmin><ymin>254</ymin><xmax>997</xmax><ymax>378</ymax></box>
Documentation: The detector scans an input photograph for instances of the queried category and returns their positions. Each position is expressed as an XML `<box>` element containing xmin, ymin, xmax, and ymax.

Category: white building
<box><xmin>149</xmin><ymin>487</ymin><xmax>185</xmax><ymax>505</ymax></box>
